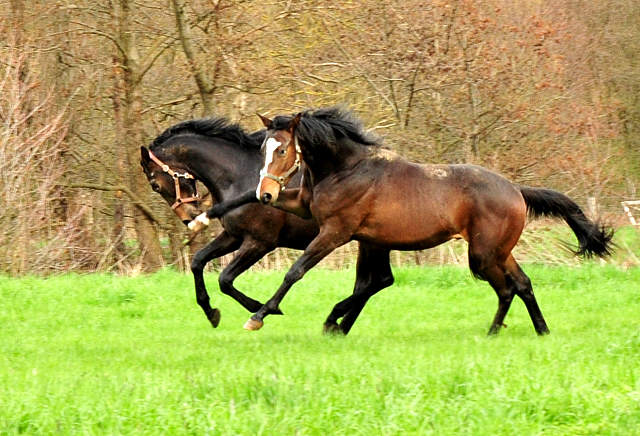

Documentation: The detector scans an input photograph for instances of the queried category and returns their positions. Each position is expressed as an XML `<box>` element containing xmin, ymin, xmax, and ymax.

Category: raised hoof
<box><xmin>208</xmin><ymin>308</ymin><xmax>221</xmax><ymax>328</ymax></box>
<box><xmin>323</xmin><ymin>323</ymin><xmax>345</xmax><ymax>336</ymax></box>
<box><xmin>243</xmin><ymin>318</ymin><xmax>264</xmax><ymax>331</ymax></box>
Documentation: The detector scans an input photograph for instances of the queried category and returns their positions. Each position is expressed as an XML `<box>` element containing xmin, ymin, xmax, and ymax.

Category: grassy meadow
<box><xmin>1</xmin><ymin>263</ymin><xmax>640</xmax><ymax>435</ymax></box>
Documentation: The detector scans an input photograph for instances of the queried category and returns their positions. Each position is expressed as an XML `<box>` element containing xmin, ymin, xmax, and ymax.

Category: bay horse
<box><xmin>245</xmin><ymin>106</ymin><xmax>614</xmax><ymax>334</ymax></box>
<box><xmin>141</xmin><ymin>117</ymin><xmax>393</xmax><ymax>333</ymax></box>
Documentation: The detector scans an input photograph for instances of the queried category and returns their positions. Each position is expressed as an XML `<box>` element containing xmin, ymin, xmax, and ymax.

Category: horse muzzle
<box><xmin>260</xmin><ymin>192</ymin><xmax>273</xmax><ymax>205</ymax></box>
<box><xmin>256</xmin><ymin>177</ymin><xmax>281</xmax><ymax>205</ymax></box>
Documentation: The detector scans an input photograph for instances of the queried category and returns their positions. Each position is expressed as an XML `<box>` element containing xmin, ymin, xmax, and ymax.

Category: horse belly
<box><xmin>356</xmin><ymin>207</ymin><xmax>460</xmax><ymax>250</ymax></box>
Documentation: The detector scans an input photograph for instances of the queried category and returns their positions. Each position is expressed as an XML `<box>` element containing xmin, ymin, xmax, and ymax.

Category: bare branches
<box><xmin>63</xmin><ymin>183</ymin><xmax>164</xmax><ymax>227</ymax></box>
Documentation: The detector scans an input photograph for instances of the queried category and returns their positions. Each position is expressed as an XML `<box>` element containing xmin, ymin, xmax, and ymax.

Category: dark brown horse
<box><xmin>141</xmin><ymin>116</ymin><xmax>393</xmax><ymax>333</ymax></box>
<box><xmin>244</xmin><ymin>106</ymin><xmax>614</xmax><ymax>334</ymax></box>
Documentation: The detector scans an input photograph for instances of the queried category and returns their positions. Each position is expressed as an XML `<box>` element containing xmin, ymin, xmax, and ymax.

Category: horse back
<box><xmin>330</xmin><ymin>155</ymin><xmax>527</xmax><ymax>250</ymax></box>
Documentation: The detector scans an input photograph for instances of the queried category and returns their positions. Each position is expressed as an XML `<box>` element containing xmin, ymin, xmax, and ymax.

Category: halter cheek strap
<box><xmin>148</xmin><ymin>150</ymin><xmax>200</xmax><ymax>209</ymax></box>
<box><xmin>259</xmin><ymin>136</ymin><xmax>302</xmax><ymax>191</ymax></box>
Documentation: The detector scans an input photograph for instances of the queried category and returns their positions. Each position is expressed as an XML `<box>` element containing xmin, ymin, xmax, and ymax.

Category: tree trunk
<box><xmin>114</xmin><ymin>0</ymin><xmax>164</xmax><ymax>272</ymax></box>
<box><xmin>112</xmin><ymin>59</ymin><xmax>127</xmax><ymax>264</ymax></box>
<box><xmin>171</xmin><ymin>0</ymin><xmax>218</xmax><ymax>258</ymax></box>
<box><xmin>127</xmin><ymin>79</ymin><xmax>164</xmax><ymax>271</ymax></box>
<box><xmin>172</xmin><ymin>0</ymin><xmax>216</xmax><ymax>115</ymax></box>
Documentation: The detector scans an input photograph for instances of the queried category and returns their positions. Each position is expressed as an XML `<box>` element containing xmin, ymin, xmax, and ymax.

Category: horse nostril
<box><xmin>260</xmin><ymin>192</ymin><xmax>273</xmax><ymax>204</ymax></box>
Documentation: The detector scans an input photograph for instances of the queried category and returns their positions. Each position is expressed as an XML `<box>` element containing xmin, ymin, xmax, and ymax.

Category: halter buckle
<box><xmin>148</xmin><ymin>150</ymin><xmax>200</xmax><ymax>210</ymax></box>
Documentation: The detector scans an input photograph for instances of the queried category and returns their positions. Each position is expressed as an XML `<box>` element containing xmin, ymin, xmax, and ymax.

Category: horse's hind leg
<box><xmin>470</xmin><ymin>258</ymin><xmax>514</xmax><ymax>335</ymax></box>
<box><xmin>323</xmin><ymin>244</ymin><xmax>393</xmax><ymax>335</ymax></box>
<box><xmin>471</xmin><ymin>253</ymin><xmax>549</xmax><ymax>336</ymax></box>
<box><xmin>509</xmin><ymin>259</ymin><xmax>549</xmax><ymax>335</ymax></box>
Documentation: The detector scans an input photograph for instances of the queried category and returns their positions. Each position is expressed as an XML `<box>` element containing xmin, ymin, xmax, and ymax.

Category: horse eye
<box><xmin>278</xmin><ymin>148</ymin><xmax>287</xmax><ymax>156</ymax></box>
<box><xmin>151</xmin><ymin>182</ymin><xmax>161</xmax><ymax>192</ymax></box>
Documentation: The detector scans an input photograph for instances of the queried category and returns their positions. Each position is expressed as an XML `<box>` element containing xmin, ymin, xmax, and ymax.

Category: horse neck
<box><xmin>163</xmin><ymin>137</ymin><xmax>262</xmax><ymax>202</ymax></box>
<box><xmin>301</xmin><ymin>137</ymin><xmax>365</xmax><ymax>184</ymax></box>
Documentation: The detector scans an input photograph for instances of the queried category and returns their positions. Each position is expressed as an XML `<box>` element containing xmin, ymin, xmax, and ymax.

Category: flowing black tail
<box><xmin>517</xmin><ymin>185</ymin><xmax>615</xmax><ymax>258</ymax></box>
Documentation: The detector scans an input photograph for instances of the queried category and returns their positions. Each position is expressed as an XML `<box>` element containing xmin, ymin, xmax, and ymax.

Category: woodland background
<box><xmin>1</xmin><ymin>0</ymin><xmax>639</xmax><ymax>275</ymax></box>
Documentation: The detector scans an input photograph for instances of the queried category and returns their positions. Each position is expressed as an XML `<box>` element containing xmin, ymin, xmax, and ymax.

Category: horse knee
<box><xmin>191</xmin><ymin>252</ymin><xmax>208</xmax><ymax>274</ymax></box>
<box><xmin>218</xmin><ymin>272</ymin><xmax>234</xmax><ymax>295</ymax></box>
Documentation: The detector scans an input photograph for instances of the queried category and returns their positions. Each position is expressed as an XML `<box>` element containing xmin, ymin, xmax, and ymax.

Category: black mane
<box><xmin>271</xmin><ymin>106</ymin><xmax>381</xmax><ymax>151</ymax></box>
<box><xmin>150</xmin><ymin>117</ymin><xmax>263</xmax><ymax>151</ymax></box>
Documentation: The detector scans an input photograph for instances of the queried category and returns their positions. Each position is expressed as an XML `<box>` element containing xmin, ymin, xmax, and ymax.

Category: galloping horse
<box><xmin>246</xmin><ymin>106</ymin><xmax>614</xmax><ymax>334</ymax></box>
<box><xmin>141</xmin><ymin>117</ymin><xmax>393</xmax><ymax>333</ymax></box>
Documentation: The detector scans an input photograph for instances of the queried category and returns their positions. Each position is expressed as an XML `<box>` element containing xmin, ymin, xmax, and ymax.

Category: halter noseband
<box><xmin>259</xmin><ymin>136</ymin><xmax>302</xmax><ymax>191</ymax></box>
<box><xmin>148</xmin><ymin>150</ymin><xmax>200</xmax><ymax>210</ymax></box>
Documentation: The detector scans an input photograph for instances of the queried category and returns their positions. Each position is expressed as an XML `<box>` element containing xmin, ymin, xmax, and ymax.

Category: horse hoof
<box><xmin>323</xmin><ymin>323</ymin><xmax>344</xmax><ymax>336</ymax></box>
<box><xmin>209</xmin><ymin>309</ymin><xmax>221</xmax><ymax>328</ymax></box>
<box><xmin>244</xmin><ymin>318</ymin><xmax>264</xmax><ymax>331</ymax></box>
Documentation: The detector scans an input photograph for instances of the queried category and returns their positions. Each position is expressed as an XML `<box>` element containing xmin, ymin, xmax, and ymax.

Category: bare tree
<box><xmin>0</xmin><ymin>0</ymin><xmax>634</xmax><ymax>274</ymax></box>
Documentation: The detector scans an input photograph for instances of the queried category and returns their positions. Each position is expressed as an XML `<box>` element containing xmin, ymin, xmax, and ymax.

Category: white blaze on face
<box><xmin>256</xmin><ymin>137</ymin><xmax>282</xmax><ymax>199</ymax></box>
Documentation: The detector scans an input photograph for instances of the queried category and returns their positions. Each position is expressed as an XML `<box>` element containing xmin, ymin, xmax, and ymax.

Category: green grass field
<box><xmin>1</xmin><ymin>264</ymin><xmax>640</xmax><ymax>435</ymax></box>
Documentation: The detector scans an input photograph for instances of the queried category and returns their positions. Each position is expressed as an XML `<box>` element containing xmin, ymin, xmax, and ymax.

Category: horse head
<box><xmin>140</xmin><ymin>146</ymin><xmax>201</xmax><ymax>225</ymax></box>
<box><xmin>256</xmin><ymin>113</ymin><xmax>302</xmax><ymax>205</ymax></box>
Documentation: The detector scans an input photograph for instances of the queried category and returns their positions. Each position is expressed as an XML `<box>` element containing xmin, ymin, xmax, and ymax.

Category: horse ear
<box><xmin>257</xmin><ymin>113</ymin><xmax>272</xmax><ymax>128</ymax></box>
<box><xmin>140</xmin><ymin>146</ymin><xmax>150</xmax><ymax>169</ymax></box>
<box><xmin>289</xmin><ymin>113</ymin><xmax>302</xmax><ymax>132</ymax></box>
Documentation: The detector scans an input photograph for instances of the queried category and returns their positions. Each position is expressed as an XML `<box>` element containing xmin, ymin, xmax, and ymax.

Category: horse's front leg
<box><xmin>207</xmin><ymin>189</ymin><xmax>258</xmax><ymax>218</ymax></box>
<box><xmin>268</xmin><ymin>188</ymin><xmax>312</xmax><ymax>219</ymax></box>
<box><xmin>189</xmin><ymin>190</ymin><xmax>258</xmax><ymax>231</ymax></box>
<box><xmin>217</xmin><ymin>237</ymin><xmax>281</xmax><ymax>314</ymax></box>
<box><xmin>191</xmin><ymin>230</ymin><xmax>241</xmax><ymax>327</ymax></box>
<box><xmin>244</xmin><ymin>228</ymin><xmax>348</xmax><ymax>331</ymax></box>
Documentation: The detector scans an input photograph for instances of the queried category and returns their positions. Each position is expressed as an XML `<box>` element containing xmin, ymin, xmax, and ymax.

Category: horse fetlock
<box><xmin>264</xmin><ymin>302</ymin><xmax>283</xmax><ymax>315</ymax></box>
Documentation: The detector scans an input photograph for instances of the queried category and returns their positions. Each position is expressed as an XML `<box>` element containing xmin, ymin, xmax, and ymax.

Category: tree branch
<box><xmin>62</xmin><ymin>182</ymin><xmax>164</xmax><ymax>227</ymax></box>
<box><xmin>322</xmin><ymin>18</ymin><xmax>400</xmax><ymax>120</ymax></box>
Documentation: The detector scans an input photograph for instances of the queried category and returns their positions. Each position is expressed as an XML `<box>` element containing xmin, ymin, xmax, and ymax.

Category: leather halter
<box><xmin>148</xmin><ymin>150</ymin><xmax>200</xmax><ymax>210</ymax></box>
<box><xmin>259</xmin><ymin>136</ymin><xmax>302</xmax><ymax>191</ymax></box>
